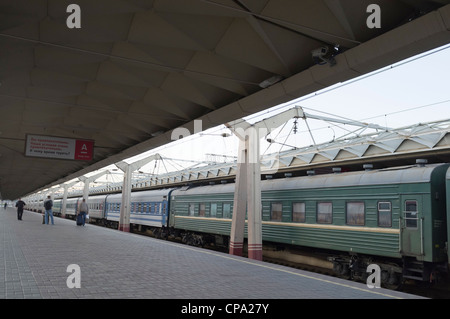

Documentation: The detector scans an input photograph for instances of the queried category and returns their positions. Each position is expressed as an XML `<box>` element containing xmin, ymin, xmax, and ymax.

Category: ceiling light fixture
<box><xmin>259</xmin><ymin>75</ymin><xmax>283</xmax><ymax>88</ymax></box>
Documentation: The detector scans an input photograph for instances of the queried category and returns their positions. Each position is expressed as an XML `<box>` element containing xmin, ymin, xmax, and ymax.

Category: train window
<box><xmin>199</xmin><ymin>203</ymin><xmax>206</xmax><ymax>217</ymax></box>
<box><xmin>189</xmin><ymin>203</ymin><xmax>195</xmax><ymax>216</ymax></box>
<box><xmin>405</xmin><ymin>200</ymin><xmax>418</xmax><ymax>228</ymax></box>
<box><xmin>292</xmin><ymin>202</ymin><xmax>306</xmax><ymax>223</ymax></box>
<box><xmin>156</xmin><ymin>203</ymin><xmax>161</xmax><ymax>214</ymax></box>
<box><xmin>378</xmin><ymin>202</ymin><xmax>392</xmax><ymax>227</ymax></box>
<box><xmin>270</xmin><ymin>203</ymin><xmax>283</xmax><ymax>222</ymax></box>
<box><xmin>210</xmin><ymin>203</ymin><xmax>217</xmax><ymax>217</ymax></box>
<box><xmin>223</xmin><ymin>203</ymin><xmax>231</xmax><ymax>219</ymax></box>
<box><xmin>317</xmin><ymin>202</ymin><xmax>332</xmax><ymax>224</ymax></box>
<box><xmin>346</xmin><ymin>202</ymin><xmax>365</xmax><ymax>226</ymax></box>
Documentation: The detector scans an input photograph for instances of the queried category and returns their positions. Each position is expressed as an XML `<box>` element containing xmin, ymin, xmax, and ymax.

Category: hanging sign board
<box><xmin>25</xmin><ymin>134</ymin><xmax>94</xmax><ymax>161</ymax></box>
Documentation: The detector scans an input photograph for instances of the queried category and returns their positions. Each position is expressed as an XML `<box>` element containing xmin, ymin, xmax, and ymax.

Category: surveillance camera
<box><xmin>312</xmin><ymin>46</ymin><xmax>337</xmax><ymax>66</ymax></box>
<box><xmin>311</xmin><ymin>46</ymin><xmax>329</xmax><ymax>58</ymax></box>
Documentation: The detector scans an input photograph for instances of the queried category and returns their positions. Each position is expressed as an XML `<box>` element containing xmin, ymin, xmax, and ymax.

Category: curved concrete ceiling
<box><xmin>1</xmin><ymin>0</ymin><xmax>450</xmax><ymax>199</ymax></box>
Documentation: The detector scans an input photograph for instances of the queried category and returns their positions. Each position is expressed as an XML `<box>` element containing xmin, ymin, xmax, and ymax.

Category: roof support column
<box><xmin>246</xmin><ymin>127</ymin><xmax>262</xmax><ymax>261</ymax></box>
<box><xmin>78</xmin><ymin>170</ymin><xmax>109</xmax><ymax>202</ymax></box>
<box><xmin>229</xmin><ymin>136</ymin><xmax>248</xmax><ymax>257</ymax></box>
<box><xmin>227</xmin><ymin>124</ymin><xmax>262</xmax><ymax>261</ymax></box>
<box><xmin>61</xmin><ymin>181</ymin><xmax>78</xmax><ymax>218</ymax></box>
<box><xmin>116</xmin><ymin>163</ymin><xmax>132</xmax><ymax>232</ymax></box>
<box><xmin>115</xmin><ymin>154</ymin><xmax>162</xmax><ymax>232</ymax></box>
<box><xmin>226</xmin><ymin>106</ymin><xmax>306</xmax><ymax>261</ymax></box>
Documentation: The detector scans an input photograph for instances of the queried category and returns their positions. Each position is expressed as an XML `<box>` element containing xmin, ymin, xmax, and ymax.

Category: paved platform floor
<box><xmin>0</xmin><ymin>207</ymin><xmax>422</xmax><ymax>299</ymax></box>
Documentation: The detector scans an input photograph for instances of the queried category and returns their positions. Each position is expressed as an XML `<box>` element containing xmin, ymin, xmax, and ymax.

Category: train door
<box><xmin>400</xmin><ymin>196</ymin><xmax>423</xmax><ymax>256</ymax></box>
<box><xmin>162</xmin><ymin>198</ymin><xmax>168</xmax><ymax>226</ymax></box>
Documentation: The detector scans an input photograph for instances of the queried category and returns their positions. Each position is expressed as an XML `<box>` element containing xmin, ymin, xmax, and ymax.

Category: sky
<box><xmin>79</xmin><ymin>43</ymin><xmax>450</xmax><ymax>188</ymax></box>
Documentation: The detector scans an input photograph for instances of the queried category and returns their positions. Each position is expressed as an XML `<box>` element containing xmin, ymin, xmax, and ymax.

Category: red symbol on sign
<box><xmin>74</xmin><ymin>140</ymin><xmax>94</xmax><ymax>161</ymax></box>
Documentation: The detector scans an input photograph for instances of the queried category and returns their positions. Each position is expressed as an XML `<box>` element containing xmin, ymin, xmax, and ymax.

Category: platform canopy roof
<box><xmin>1</xmin><ymin>0</ymin><xmax>450</xmax><ymax>200</ymax></box>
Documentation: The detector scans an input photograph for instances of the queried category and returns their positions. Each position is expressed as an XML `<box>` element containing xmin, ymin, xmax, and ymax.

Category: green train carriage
<box><xmin>169</xmin><ymin>163</ymin><xmax>449</xmax><ymax>283</ymax></box>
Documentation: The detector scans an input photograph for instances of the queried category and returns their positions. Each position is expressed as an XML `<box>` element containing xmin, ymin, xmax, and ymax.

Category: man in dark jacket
<box><xmin>15</xmin><ymin>198</ymin><xmax>26</xmax><ymax>220</ymax></box>
<box><xmin>44</xmin><ymin>195</ymin><xmax>54</xmax><ymax>225</ymax></box>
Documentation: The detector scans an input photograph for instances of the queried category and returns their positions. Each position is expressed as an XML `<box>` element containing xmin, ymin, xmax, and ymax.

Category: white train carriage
<box><xmin>37</xmin><ymin>200</ymin><xmax>44</xmax><ymax>213</ymax></box>
<box><xmin>65</xmin><ymin>197</ymin><xmax>80</xmax><ymax>218</ymax></box>
<box><xmin>52</xmin><ymin>199</ymin><xmax>62</xmax><ymax>216</ymax></box>
<box><xmin>86</xmin><ymin>195</ymin><xmax>107</xmax><ymax>221</ymax></box>
<box><xmin>27</xmin><ymin>200</ymin><xmax>40</xmax><ymax>212</ymax></box>
<box><xmin>105</xmin><ymin>189</ymin><xmax>173</xmax><ymax>228</ymax></box>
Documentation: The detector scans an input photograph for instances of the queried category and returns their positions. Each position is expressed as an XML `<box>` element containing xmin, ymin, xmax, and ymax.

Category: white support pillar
<box><xmin>226</xmin><ymin>124</ymin><xmax>263</xmax><ymax>261</ymax></box>
<box><xmin>229</xmin><ymin>136</ymin><xmax>248</xmax><ymax>257</ymax></box>
<box><xmin>61</xmin><ymin>181</ymin><xmax>79</xmax><ymax>218</ymax></box>
<box><xmin>116</xmin><ymin>154</ymin><xmax>162</xmax><ymax>232</ymax></box>
<box><xmin>246</xmin><ymin>127</ymin><xmax>262</xmax><ymax>260</ymax></box>
<box><xmin>116</xmin><ymin>161</ymin><xmax>132</xmax><ymax>232</ymax></box>
<box><xmin>78</xmin><ymin>170</ymin><xmax>110</xmax><ymax>201</ymax></box>
<box><xmin>78</xmin><ymin>176</ymin><xmax>90</xmax><ymax>202</ymax></box>
<box><xmin>226</xmin><ymin>105</ymin><xmax>385</xmax><ymax>260</ymax></box>
<box><xmin>226</xmin><ymin>106</ymin><xmax>306</xmax><ymax>261</ymax></box>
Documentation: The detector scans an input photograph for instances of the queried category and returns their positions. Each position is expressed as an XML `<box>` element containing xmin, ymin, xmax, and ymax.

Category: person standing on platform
<box><xmin>78</xmin><ymin>198</ymin><xmax>89</xmax><ymax>226</ymax></box>
<box><xmin>44</xmin><ymin>195</ymin><xmax>54</xmax><ymax>225</ymax></box>
<box><xmin>15</xmin><ymin>198</ymin><xmax>26</xmax><ymax>220</ymax></box>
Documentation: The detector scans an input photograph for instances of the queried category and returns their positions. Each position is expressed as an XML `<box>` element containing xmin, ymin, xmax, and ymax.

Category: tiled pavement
<box><xmin>0</xmin><ymin>207</ymin><xmax>422</xmax><ymax>299</ymax></box>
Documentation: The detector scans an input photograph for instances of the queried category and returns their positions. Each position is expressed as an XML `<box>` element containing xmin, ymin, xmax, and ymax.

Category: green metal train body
<box><xmin>169</xmin><ymin>163</ymin><xmax>450</xmax><ymax>284</ymax></box>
